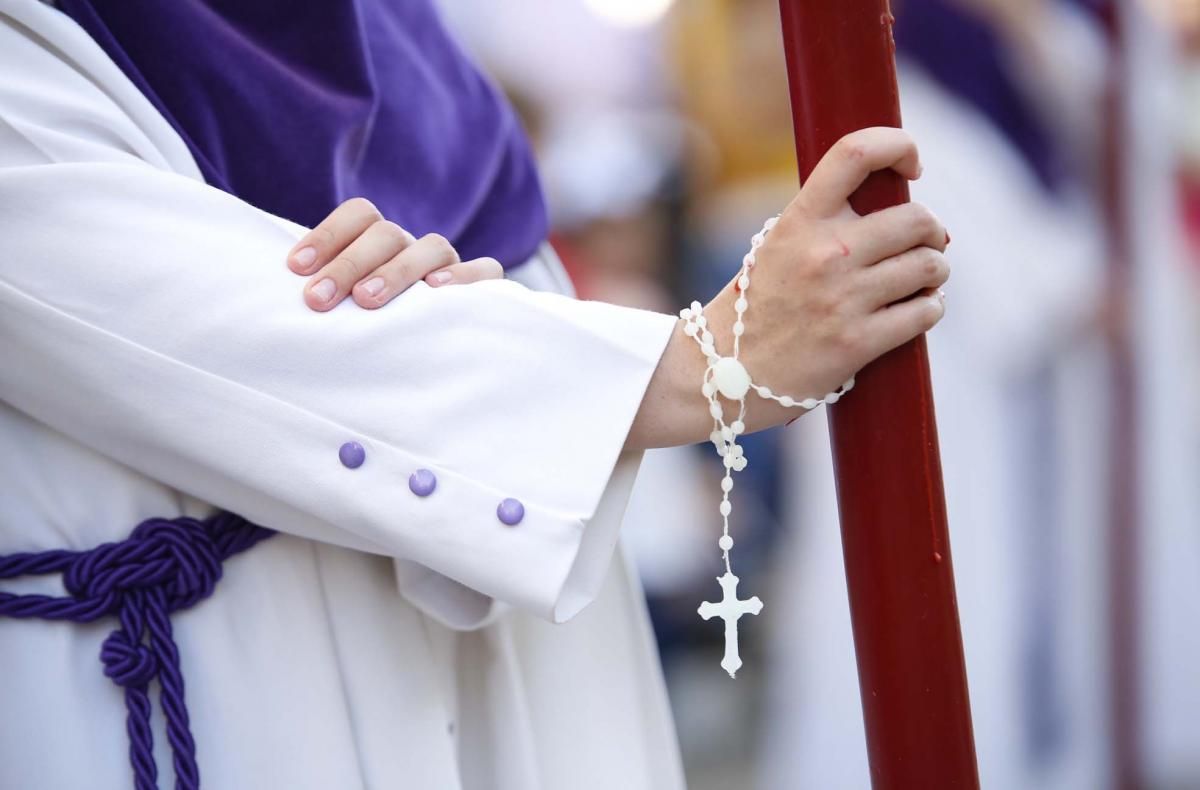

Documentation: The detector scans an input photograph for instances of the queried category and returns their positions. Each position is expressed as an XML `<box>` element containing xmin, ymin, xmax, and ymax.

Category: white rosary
<box><xmin>682</xmin><ymin>216</ymin><xmax>855</xmax><ymax>678</ymax></box>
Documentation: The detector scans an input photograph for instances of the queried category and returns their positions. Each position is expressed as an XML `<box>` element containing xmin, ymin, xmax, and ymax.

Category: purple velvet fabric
<box><xmin>53</xmin><ymin>0</ymin><xmax>548</xmax><ymax>269</ymax></box>
<box><xmin>895</xmin><ymin>0</ymin><xmax>1067</xmax><ymax>193</ymax></box>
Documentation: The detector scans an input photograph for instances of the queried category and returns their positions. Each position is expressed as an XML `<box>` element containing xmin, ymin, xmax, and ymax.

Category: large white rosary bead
<box><xmin>711</xmin><ymin>356</ymin><xmax>752</xmax><ymax>401</ymax></box>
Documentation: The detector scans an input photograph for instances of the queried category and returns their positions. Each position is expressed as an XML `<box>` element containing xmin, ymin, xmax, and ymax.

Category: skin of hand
<box><xmin>286</xmin><ymin>197</ymin><xmax>504</xmax><ymax>311</ymax></box>
<box><xmin>624</xmin><ymin>127</ymin><xmax>951</xmax><ymax>451</ymax></box>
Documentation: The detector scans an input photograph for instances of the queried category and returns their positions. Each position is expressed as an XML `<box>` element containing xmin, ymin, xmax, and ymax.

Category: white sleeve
<box><xmin>0</xmin><ymin>4</ymin><xmax>677</xmax><ymax>627</ymax></box>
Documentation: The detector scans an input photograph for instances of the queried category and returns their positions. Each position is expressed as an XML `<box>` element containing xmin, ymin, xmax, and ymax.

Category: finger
<box><xmin>288</xmin><ymin>197</ymin><xmax>390</xmax><ymax>275</ymax></box>
<box><xmin>863</xmin><ymin>287</ymin><xmax>946</xmax><ymax>358</ymax></box>
<box><xmin>350</xmin><ymin>233</ymin><xmax>460</xmax><ymax>309</ymax></box>
<box><xmin>424</xmin><ymin>256</ymin><xmax>504</xmax><ymax>288</ymax></box>
<box><xmin>844</xmin><ymin>201</ymin><xmax>947</xmax><ymax>267</ymax></box>
<box><xmin>860</xmin><ymin>247</ymin><xmax>950</xmax><ymax>309</ymax></box>
<box><xmin>305</xmin><ymin>220</ymin><xmax>413</xmax><ymax>311</ymax></box>
<box><xmin>799</xmin><ymin>127</ymin><xmax>922</xmax><ymax>217</ymax></box>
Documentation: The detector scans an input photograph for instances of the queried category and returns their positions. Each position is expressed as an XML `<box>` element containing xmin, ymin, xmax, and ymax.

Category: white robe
<box><xmin>0</xmin><ymin>2</ymin><xmax>686</xmax><ymax>788</ymax></box>
<box><xmin>761</xmin><ymin>64</ymin><xmax>1111</xmax><ymax>790</ymax></box>
<box><xmin>1124</xmin><ymin>7</ymin><xmax>1200</xmax><ymax>783</ymax></box>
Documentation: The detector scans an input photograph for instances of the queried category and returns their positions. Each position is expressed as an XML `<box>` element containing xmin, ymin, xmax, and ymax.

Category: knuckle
<box><xmin>345</xmin><ymin>196</ymin><xmax>382</xmax><ymax>220</ymax></box>
<box><xmin>931</xmin><ymin>253</ymin><xmax>951</xmax><ymax>284</ymax></box>
<box><xmin>920</xmin><ymin>297</ymin><xmax>945</xmax><ymax>330</ymax></box>
<box><xmin>805</xmin><ymin>240</ymin><xmax>847</xmax><ymax>273</ymax></box>
<box><xmin>479</xmin><ymin>257</ymin><xmax>503</xmax><ymax>278</ymax></box>
<box><xmin>392</xmin><ymin>258</ymin><xmax>417</xmax><ymax>287</ymax></box>
<box><xmin>423</xmin><ymin>233</ymin><xmax>460</xmax><ymax>264</ymax></box>
<box><xmin>836</xmin><ymin>324</ymin><xmax>865</xmax><ymax>357</ymax></box>
<box><xmin>314</xmin><ymin>226</ymin><xmax>336</xmax><ymax>249</ymax></box>
<box><xmin>809</xmin><ymin>290</ymin><xmax>841</xmax><ymax>320</ymax></box>
<box><xmin>373</xmin><ymin>219</ymin><xmax>409</xmax><ymax>243</ymax></box>
<box><xmin>330</xmin><ymin>255</ymin><xmax>362</xmax><ymax>280</ymax></box>
<box><xmin>910</xmin><ymin>204</ymin><xmax>939</xmax><ymax>235</ymax></box>
<box><xmin>836</xmin><ymin>135</ymin><xmax>866</xmax><ymax>162</ymax></box>
<box><xmin>919</xmin><ymin>250</ymin><xmax>943</xmax><ymax>280</ymax></box>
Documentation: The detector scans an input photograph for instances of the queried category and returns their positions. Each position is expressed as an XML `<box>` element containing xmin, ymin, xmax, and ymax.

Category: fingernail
<box><xmin>311</xmin><ymin>278</ymin><xmax>336</xmax><ymax>303</ymax></box>
<box><xmin>292</xmin><ymin>246</ymin><xmax>317</xmax><ymax>269</ymax></box>
<box><xmin>937</xmin><ymin>288</ymin><xmax>947</xmax><ymax>302</ymax></box>
<box><xmin>360</xmin><ymin>277</ymin><xmax>385</xmax><ymax>296</ymax></box>
<box><xmin>430</xmin><ymin>271</ymin><xmax>452</xmax><ymax>286</ymax></box>
<box><xmin>944</xmin><ymin>230</ymin><xmax>952</xmax><ymax>245</ymax></box>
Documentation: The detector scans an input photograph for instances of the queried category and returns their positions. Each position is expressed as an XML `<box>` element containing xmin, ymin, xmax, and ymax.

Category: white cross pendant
<box><xmin>698</xmin><ymin>572</ymin><xmax>763</xmax><ymax>678</ymax></box>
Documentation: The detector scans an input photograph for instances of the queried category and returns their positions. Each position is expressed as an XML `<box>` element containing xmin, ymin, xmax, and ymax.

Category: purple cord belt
<box><xmin>0</xmin><ymin>512</ymin><xmax>275</xmax><ymax>790</ymax></box>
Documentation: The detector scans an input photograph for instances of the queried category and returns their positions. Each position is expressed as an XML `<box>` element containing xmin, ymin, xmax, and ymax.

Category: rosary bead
<box><xmin>724</xmin><ymin>454</ymin><xmax>735</xmax><ymax>469</ymax></box>
<box><xmin>732</xmin><ymin>322</ymin><xmax>745</xmax><ymax>337</ymax></box>
<box><xmin>701</xmin><ymin>342</ymin><xmax>715</xmax><ymax>358</ymax></box>
<box><xmin>709</xmin><ymin>402</ymin><xmax>724</xmax><ymax>420</ymax></box>
<box><xmin>764</xmin><ymin>216</ymin><xmax>779</xmax><ymax>230</ymax></box>
<box><xmin>779</xmin><ymin>395</ymin><xmax>794</xmax><ymax>407</ymax></box>
<box><xmin>691</xmin><ymin>301</ymin><xmax>703</xmax><ymax>312</ymax></box>
<box><xmin>696</xmin><ymin>315</ymin><xmax>708</xmax><ymax>329</ymax></box>
<box><xmin>825</xmin><ymin>392</ymin><xmax>842</xmax><ymax>405</ymax></box>
<box><xmin>802</xmin><ymin>398</ymin><xmax>820</xmax><ymax>410</ymax></box>
<box><xmin>701</xmin><ymin>382</ymin><xmax>715</xmax><ymax>398</ymax></box>
<box><xmin>710</xmin><ymin>429</ymin><xmax>723</xmax><ymax>446</ymax></box>
<box><xmin>721</xmin><ymin>426</ymin><xmax>734</xmax><ymax>443</ymax></box>
<box><xmin>719</xmin><ymin>535</ymin><xmax>734</xmax><ymax>551</ymax></box>
<box><xmin>721</xmin><ymin>477</ymin><xmax>734</xmax><ymax>492</ymax></box>
<box><xmin>756</xmin><ymin>385</ymin><xmax>772</xmax><ymax>398</ymax></box>
<box><xmin>680</xmin><ymin>307</ymin><xmax>693</xmax><ymax>320</ymax></box>
<box><xmin>712</xmin><ymin>356</ymin><xmax>752</xmax><ymax>400</ymax></box>
<box><xmin>731</xmin><ymin>420</ymin><xmax>745</xmax><ymax>435</ymax></box>
<box><xmin>735</xmin><ymin>297</ymin><xmax>748</xmax><ymax>313</ymax></box>
<box><xmin>738</xmin><ymin>274</ymin><xmax>750</xmax><ymax>290</ymax></box>
<box><xmin>719</xmin><ymin>501</ymin><xmax>732</xmax><ymax>517</ymax></box>
<box><xmin>732</xmin><ymin>456</ymin><xmax>748</xmax><ymax>472</ymax></box>
<box><xmin>684</xmin><ymin>322</ymin><xmax>698</xmax><ymax>337</ymax></box>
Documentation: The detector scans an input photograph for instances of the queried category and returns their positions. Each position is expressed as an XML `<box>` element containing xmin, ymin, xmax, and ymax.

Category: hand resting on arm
<box><xmin>292</xmin><ymin>127</ymin><xmax>951</xmax><ymax>453</ymax></box>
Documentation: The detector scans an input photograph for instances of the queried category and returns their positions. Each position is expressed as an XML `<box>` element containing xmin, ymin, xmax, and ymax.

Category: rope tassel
<box><xmin>0</xmin><ymin>513</ymin><xmax>274</xmax><ymax>789</ymax></box>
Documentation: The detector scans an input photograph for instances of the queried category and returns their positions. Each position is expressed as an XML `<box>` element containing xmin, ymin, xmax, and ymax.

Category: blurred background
<box><xmin>436</xmin><ymin>1</ymin><xmax>1200</xmax><ymax>788</ymax></box>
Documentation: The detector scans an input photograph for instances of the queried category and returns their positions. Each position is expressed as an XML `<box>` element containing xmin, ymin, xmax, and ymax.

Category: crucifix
<box><xmin>697</xmin><ymin>572</ymin><xmax>762</xmax><ymax>679</ymax></box>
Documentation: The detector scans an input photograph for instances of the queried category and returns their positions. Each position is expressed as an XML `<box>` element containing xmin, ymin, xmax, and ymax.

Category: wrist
<box><xmin>624</xmin><ymin>317</ymin><xmax>719</xmax><ymax>451</ymax></box>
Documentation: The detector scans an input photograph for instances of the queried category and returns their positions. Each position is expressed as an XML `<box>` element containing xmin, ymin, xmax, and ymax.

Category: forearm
<box><xmin>624</xmin><ymin>319</ymin><xmax>712</xmax><ymax>451</ymax></box>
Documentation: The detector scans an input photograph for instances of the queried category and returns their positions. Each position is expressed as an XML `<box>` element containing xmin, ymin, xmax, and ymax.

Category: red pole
<box><xmin>776</xmin><ymin>3</ymin><xmax>980</xmax><ymax>787</ymax></box>
<box><xmin>1097</xmin><ymin>2</ymin><xmax>1142</xmax><ymax>787</ymax></box>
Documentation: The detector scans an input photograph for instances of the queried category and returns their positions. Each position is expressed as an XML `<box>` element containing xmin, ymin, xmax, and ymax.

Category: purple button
<box><xmin>408</xmin><ymin>468</ymin><xmax>437</xmax><ymax>497</ymax></box>
<box><xmin>496</xmin><ymin>498</ymin><xmax>525</xmax><ymax>526</ymax></box>
<box><xmin>338</xmin><ymin>441</ymin><xmax>365</xmax><ymax>469</ymax></box>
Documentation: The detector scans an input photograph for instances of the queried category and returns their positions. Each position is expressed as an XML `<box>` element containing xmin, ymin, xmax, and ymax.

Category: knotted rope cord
<box><xmin>0</xmin><ymin>513</ymin><xmax>275</xmax><ymax>790</ymax></box>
